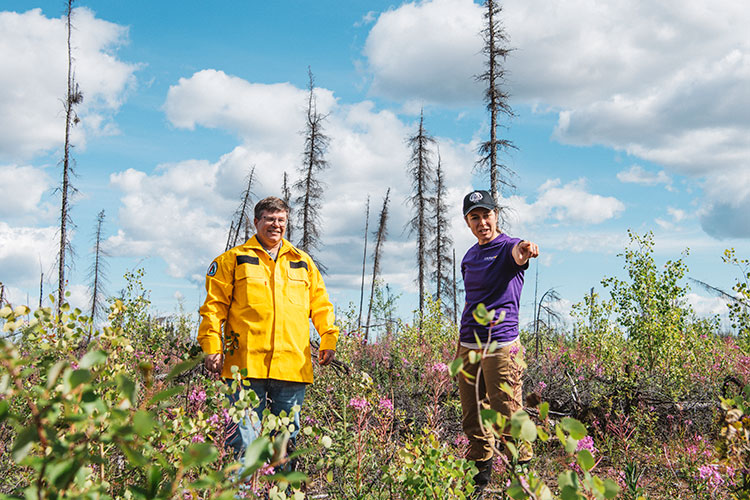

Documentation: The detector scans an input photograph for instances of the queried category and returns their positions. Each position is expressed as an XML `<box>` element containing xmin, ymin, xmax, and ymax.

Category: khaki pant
<box><xmin>456</xmin><ymin>339</ymin><xmax>531</xmax><ymax>462</ymax></box>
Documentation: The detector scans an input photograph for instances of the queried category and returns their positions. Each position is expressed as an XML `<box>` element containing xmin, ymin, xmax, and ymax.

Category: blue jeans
<box><xmin>225</xmin><ymin>378</ymin><xmax>307</xmax><ymax>459</ymax></box>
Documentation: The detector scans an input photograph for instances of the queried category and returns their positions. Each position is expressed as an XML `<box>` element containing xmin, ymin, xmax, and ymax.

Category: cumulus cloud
<box><xmin>0</xmin><ymin>164</ymin><xmax>54</xmax><ymax>221</ymax></box>
<box><xmin>363</xmin><ymin>0</ymin><xmax>484</xmax><ymax>104</ymax></box>
<box><xmin>0</xmin><ymin>7</ymin><xmax>138</xmax><ymax>161</ymax></box>
<box><xmin>164</xmin><ymin>69</ymin><xmax>336</xmax><ymax>150</ymax></box>
<box><xmin>503</xmin><ymin>178</ymin><xmax>624</xmax><ymax>228</ymax></box>
<box><xmin>0</xmin><ymin>223</ymin><xmax>57</xmax><ymax>288</ymax></box>
<box><xmin>617</xmin><ymin>165</ymin><xmax>672</xmax><ymax>188</ymax></box>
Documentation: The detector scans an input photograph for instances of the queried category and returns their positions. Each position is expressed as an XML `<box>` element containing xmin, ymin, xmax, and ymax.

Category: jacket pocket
<box><xmin>287</xmin><ymin>267</ymin><xmax>310</xmax><ymax>309</ymax></box>
<box><xmin>235</xmin><ymin>262</ymin><xmax>268</xmax><ymax>306</ymax></box>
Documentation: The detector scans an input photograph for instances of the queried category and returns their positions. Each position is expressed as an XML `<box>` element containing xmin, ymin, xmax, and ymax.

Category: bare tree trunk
<box><xmin>57</xmin><ymin>0</ymin><xmax>82</xmax><ymax>317</ymax></box>
<box><xmin>232</xmin><ymin>166</ymin><xmax>256</xmax><ymax>247</ymax></box>
<box><xmin>452</xmin><ymin>248</ymin><xmax>458</xmax><ymax>325</ymax></box>
<box><xmin>357</xmin><ymin>196</ymin><xmax>370</xmax><ymax>331</ymax></box>
<box><xmin>432</xmin><ymin>150</ymin><xmax>454</xmax><ymax>318</ymax></box>
<box><xmin>39</xmin><ymin>267</ymin><xmax>44</xmax><ymax>308</ymax></box>
<box><xmin>282</xmin><ymin>171</ymin><xmax>293</xmax><ymax>242</ymax></box>
<box><xmin>88</xmin><ymin>210</ymin><xmax>107</xmax><ymax>342</ymax></box>
<box><xmin>406</xmin><ymin>110</ymin><xmax>435</xmax><ymax>322</ymax></box>
<box><xmin>476</xmin><ymin>0</ymin><xmax>516</xmax><ymax>213</ymax></box>
<box><xmin>294</xmin><ymin>68</ymin><xmax>330</xmax><ymax>272</ymax></box>
<box><xmin>224</xmin><ymin>220</ymin><xmax>235</xmax><ymax>252</ymax></box>
<box><xmin>366</xmin><ymin>188</ymin><xmax>391</xmax><ymax>342</ymax></box>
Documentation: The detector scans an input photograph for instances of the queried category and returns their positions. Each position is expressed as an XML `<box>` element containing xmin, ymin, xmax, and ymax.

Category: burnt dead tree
<box><xmin>476</xmin><ymin>0</ymin><xmax>516</xmax><ymax>217</ymax></box>
<box><xmin>406</xmin><ymin>110</ymin><xmax>435</xmax><ymax>321</ymax></box>
<box><xmin>294</xmin><ymin>68</ymin><xmax>330</xmax><ymax>273</ymax></box>
<box><xmin>57</xmin><ymin>0</ymin><xmax>83</xmax><ymax>316</ymax></box>
<box><xmin>88</xmin><ymin>210</ymin><xmax>108</xmax><ymax>341</ymax></box>
<box><xmin>282</xmin><ymin>171</ymin><xmax>293</xmax><ymax>243</ymax></box>
<box><xmin>358</xmin><ymin>196</ymin><xmax>370</xmax><ymax>331</ymax></box>
<box><xmin>225</xmin><ymin>166</ymin><xmax>256</xmax><ymax>251</ymax></box>
<box><xmin>366</xmin><ymin>188</ymin><xmax>391</xmax><ymax>341</ymax></box>
<box><xmin>431</xmin><ymin>150</ymin><xmax>454</xmax><ymax>319</ymax></box>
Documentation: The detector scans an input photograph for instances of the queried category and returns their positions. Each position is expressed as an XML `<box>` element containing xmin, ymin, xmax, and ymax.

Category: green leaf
<box><xmin>115</xmin><ymin>374</ymin><xmax>137</xmax><ymax>405</ymax></box>
<box><xmin>537</xmin><ymin>427</ymin><xmax>550</xmax><ymax>442</ymax></box>
<box><xmin>165</xmin><ymin>356</ymin><xmax>202</xmax><ymax>383</ymax></box>
<box><xmin>68</xmin><ymin>369</ymin><xmax>92</xmax><ymax>389</ymax></box>
<box><xmin>539</xmin><ymin>401</ymin><xmax>549</xmax><ymax>420</ymax></box>
<box><xmin>119</xmin><ymin>442</ymin><xmax>148</xmax><ymax>467</ymax></box>
<box><xmin>0</xmin><ymin>399</ymin><xmax>9</xmax><ymax>422</ymax></box>
<box><xmin>133</xmin><ymin>410</ymin><xmax>156</xmax><ymax>437</ymax></box>
<box><xmin>506</xmin><ymin>483</ymin><xmax>526</xmax><ymax>499</ymax></box>
<box><xmin>499</xmin><ymin>382</ymin><xmax>514</xmax><ymax>397</ymax></box>
<box><xmin>448</xmin><ymin>358</ymin><xmax>463</xmax><ymax>377</ymax></box>
<box><xmin>577</xmin><ymin>449</ymin><xmax>594</xmax><ymax>471</ymax></box>
<box><xmin>565</xmin><ymin>436</ymin><xmax>579</xmax><ymax>454</ymax></box>
<box><xmin>520</xmin><ymin>419</ymin><xmax>537</xmax><ymax>442</ymax></box>
<box><xmin>561</xmin><ymin>417</ymin><xmax>587</xmax><ymax>440</ymax></box>
<box><xmin>47</xmin><ymin>459</ymin><xmax>80</xmax><ymax>489</ymax></box>
<box><xmin>46</xmin><ymin>360</ymin><xmax>68</xmax><ymax>389</ymax></box>
<box><xmin>555</xmin><ymin>422</ymin><xmax>567</xmax><ymax>443</ymax></box>
<box><xmin>79</xmin><ymin>349</ymin><xmax>107</xmax><ymax>369</ymax></box>
<box><xmin>480</xmin><ymin>409</ymin><xmax>500</xmax><ymax>427</ymax></box>
<box><xmin>602</xmin><ymin>478</ymin><xmax>620</xmax><ymax>499</ymax></box>
<box><xmin>148</xmin><ymin>385</ymin><xmax>184</xmax><ymax>406</ymax></box>
<box><xmin>240</xmin><ymin>437</ymin><xmax>274</xmax><ymax>478</ymax></box>
<box><xmin>472</xmin><ymin>303</ymin><xmax>492</xmax><ymax>326</ymax></box>
<box><xmin>12</xmin><ymin>426</ymin><xmax>38</xmax><ymax>462</ymax></box>
<box><xmin>182</xmin><ymin>442</ymin><xmax>218</xmax><ymax>469</ymax></box>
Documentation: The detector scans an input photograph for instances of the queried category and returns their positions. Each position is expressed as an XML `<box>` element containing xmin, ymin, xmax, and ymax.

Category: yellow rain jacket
<box><xmin>198</xmin><ymin>236</ymin><xmax>339</xmax><ymax>383</ymax></box>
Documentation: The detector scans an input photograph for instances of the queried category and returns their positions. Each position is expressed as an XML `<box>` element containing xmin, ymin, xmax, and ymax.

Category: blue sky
<box><xmin>1</xmin><ymin>0</ymin><xmax>749</xmax><ymax>331</ymax></box>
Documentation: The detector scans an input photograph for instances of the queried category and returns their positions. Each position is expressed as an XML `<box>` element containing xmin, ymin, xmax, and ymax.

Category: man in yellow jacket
<box><xmin>198</xmin><ymin>196</ymin><xmax>339</xmax><ymax>459</ymax></box>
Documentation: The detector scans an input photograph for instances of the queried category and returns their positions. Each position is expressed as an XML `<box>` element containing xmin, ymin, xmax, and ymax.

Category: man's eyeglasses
<box><xmin>261</xmin><ymin>216</ymin><xmax>287</xmax><ymax>226</ymax></box>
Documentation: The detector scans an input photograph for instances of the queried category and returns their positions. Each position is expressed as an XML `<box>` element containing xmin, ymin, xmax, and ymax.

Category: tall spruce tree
<box><xmin>476</xmin><ymin>0</ymin><xmax>516</xmax><ymax>212</ymax></box>
<box><xmin>431</xmin><ymin>151</ymin><xmax>454</xmax><ymax>318</ymax></box>
<box><xmin>294</xmin><ymin>68</ymin><xmax>330</xmax><ymax>272</ymax></box>
<box><xmin>366</xmin><ymin>188</ymin><xmax>391</xmax><ymax>341</ymax></box>
<box><xmin>406</xmin><ymin>110</ymin><xmax>436</xmax><ymax>319</ymax></box>
<box><xmin>57</xmin><ymin>0</ymin><xmax>83</xmax><ymax>315</ymax></box>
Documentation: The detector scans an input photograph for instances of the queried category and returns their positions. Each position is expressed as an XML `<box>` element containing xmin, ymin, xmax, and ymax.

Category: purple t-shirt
<box><xmin>460</xmin><ymin>233</ymin><xmax>528</xmax><ymax>344</ymax></box>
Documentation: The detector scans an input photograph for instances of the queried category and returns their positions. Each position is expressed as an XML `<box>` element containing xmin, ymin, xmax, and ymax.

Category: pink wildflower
<box><xmin>188</xmin><ymin>388</ymin><xmax>206</xmax><ymax>404</ymax></box>
<box><xmin>430</xmin><ymin>362</ymin><xmax>448</xmax><ymax>374</ymax></box>
<box><xmin>509</xmin><ymin>344</ymin><xmax>520</xmax><ymax>357</ymax></box>
<box><xmin>207</xmin><ymin>413</ymin><xmax>220</xmax><ymax>426</ymax></box>
<box><xmin>697</xmin><ymin>464</ymin><xmax>724</xmax><ymax>488</ymax></box>
<box><xmin>349</xmin><ymin>397</ymin><xmax>370</xmax><ymax>411</ymax></box>
<box><xmin>191</xmin><ymin>434</ymin><xmax>205</xmax><ymax>443</ymax></box>
<box><xmin>577</xmin><ymin>435</ymin><xmax>597</xmax><ymax>455</ymax></box>
<box><xmin>378</xmin><ymin>398</ymin><xmax>394</xmax><ymax>412</ymax></box>
<box><xmin>537</xmin><ymin>381</ymin><xmax>547</xmax><ymax>391</ymax></box>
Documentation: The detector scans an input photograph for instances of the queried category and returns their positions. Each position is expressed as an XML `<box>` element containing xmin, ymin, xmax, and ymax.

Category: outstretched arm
<box><xmin>512</xmin><ymin>240</ymin><xmax>539</xmax><ymax>266</ymax></box>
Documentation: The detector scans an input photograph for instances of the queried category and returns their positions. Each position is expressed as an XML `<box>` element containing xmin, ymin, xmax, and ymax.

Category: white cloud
<box><xmin>0</xmin><ymin>223</ymin><xmax>57</xmax><ymax>287</ymax></box>
<box><xmin>685</xmin><ymin>292</ymin><xmax>728</xmax><ymax>317</ymax></box>
<box><xmin>502</xmin><ymin>178</ymin><xmax>624</xmax><ymax>228</ymax></box>
<box><xmin>0</xmin><ymin>164</ymin><xmax>54</xmax><ymax>221</ymax></box>
<box><xmin>363</xmin><ymin>0</ymin><xmax>484</xmax><ymax>104</ymax></box>
<box><xmin>164</xmin><ymin>69</ymin><xmax>336</xmax><ymax>151</ymax></box>
<box><xmin>0</xmin><ymin>8</ymin><xmax>138</xmax><ymax>161</ymax></box>
<box><xmin>617</xmin><ymin>165</ymin><xmax>672</xmax><ymax>187</ymax></box>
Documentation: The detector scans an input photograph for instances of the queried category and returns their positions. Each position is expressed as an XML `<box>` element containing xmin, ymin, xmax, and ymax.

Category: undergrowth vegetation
<box><xmin>1</xmin><ymin>234</ymin><xmax>749</xmax><ymax>499</ymax></box>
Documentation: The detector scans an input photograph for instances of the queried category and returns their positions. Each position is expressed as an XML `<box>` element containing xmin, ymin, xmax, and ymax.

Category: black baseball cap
<box><xmin>462</xmin><ymin>190</ymin><xmax>496</xmax><ymax>216</ymax></box>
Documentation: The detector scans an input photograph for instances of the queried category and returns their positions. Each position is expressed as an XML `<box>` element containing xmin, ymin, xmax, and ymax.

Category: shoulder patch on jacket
<box><xmin>237</xmin><ymin>255</ymin><xmax>260</xmax><ymax>266</ymax></box>
<box><xmin>206</xmin><ymin>261</ymin><xmax>218</xmax><ymax>276</ymax></box>
<box><xmin>289</xmin><ymin>260</ymin><xmax>308</xmax><ymax>270</ymax></box>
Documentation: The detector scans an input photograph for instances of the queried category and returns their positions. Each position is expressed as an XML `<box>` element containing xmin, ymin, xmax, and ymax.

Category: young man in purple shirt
<box><xmin>456</xmin><ymin>190</ymin><xmax>539</xmax><ymax>491</ymax></box>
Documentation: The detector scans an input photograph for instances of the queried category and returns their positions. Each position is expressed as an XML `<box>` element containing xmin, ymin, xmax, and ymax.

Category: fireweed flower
<box><xmin>429</xmin><ymin>362</ymin><xmax>448</xmax><ymax>374</ymax></box>
<box><xmin>697</xmin><ymin>464</ymin><xmax>724</xmax><ymax>488</ymax></box>
<box><xmin>207</xmin><ymin>413</ymin><xmax>220</xmax><ymax>426</ymax></box>
<box><xmin>378</xmin><ymin>398</ymin><xmax>394</xmax><ymax>412</ymax></box>
<box><xmin>188</xmin><ymin>388</ymin><xmax>206</xmax><ymax>404</ymax></box>
<box><xmin>537</xmin><ymin>381</ymin><xmax>547</xmax><ymax>391</ymax></box>
<box><xmin>349</xmin><ymin>397</ymin><xmax>370</xmax><ymax>411</ymax></box>
<box><xmin>509</xmin><ymin>344</ymin><xmax>520</xmax><ymax>357</ymax></box>
<box><xmin>191</xmin><ymin>434</ymin><xmax>205</xmax><ymax>443</ymax></box>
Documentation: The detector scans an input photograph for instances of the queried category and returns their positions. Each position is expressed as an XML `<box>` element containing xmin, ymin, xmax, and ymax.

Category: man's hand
<box><xmin>205</xmin><ymin>353</ymin><xmax>223</xmax><ymax>373</ymax></box>
<box><xmin>318</xmin><ymin>349</ymin><xmax>335</xmax><ymax>366</ymax></box>
<box><xmin>513</xmin><ymin>240</ymin><xmax>540</xmax><ymax>266</ymax></box>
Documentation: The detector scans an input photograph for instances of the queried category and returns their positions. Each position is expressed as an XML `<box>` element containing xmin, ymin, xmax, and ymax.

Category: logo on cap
<box><xmin>469</xmin><ymin>192</ymin><xmax>483</xmax><ymax>203</ymax></box>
